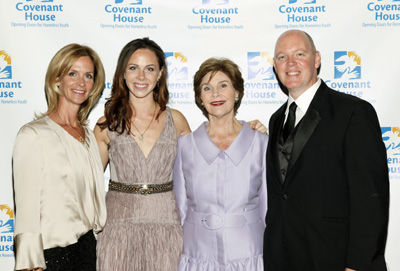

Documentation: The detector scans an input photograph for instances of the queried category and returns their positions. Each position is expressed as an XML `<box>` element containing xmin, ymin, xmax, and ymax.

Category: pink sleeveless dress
<box><xmin>97</xmin><ymin>108</ymin><xmax>182</xmax><ymax>270</ymax></box>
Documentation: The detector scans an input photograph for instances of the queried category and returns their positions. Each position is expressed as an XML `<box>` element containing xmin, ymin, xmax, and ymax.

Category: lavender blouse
<box><xmin>173</xmin><ymin>121</ymin><xmax>268</xmax><ymax>271</ymax></box>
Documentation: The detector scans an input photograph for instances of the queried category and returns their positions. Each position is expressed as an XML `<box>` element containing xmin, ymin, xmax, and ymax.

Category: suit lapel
<box><xmin>286</xmin><ymin>82</ymin><xmax>328</xmax><ymax>177</ymax></box>
<box><xmin>287</xmin><ymin>107</ymin><xmax>321</xmax><ymax>173</ymax></box>
<box><xmin>269</xmin><ymin>103</ymin><xmax>287</xmax><ymax>186</ymax></box>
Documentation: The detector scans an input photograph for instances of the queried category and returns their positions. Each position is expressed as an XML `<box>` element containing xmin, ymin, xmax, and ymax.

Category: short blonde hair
<box><xmin>40</xmin><ymin>43</ymin><xmax>105</xmax><ymax>125</ymax></box>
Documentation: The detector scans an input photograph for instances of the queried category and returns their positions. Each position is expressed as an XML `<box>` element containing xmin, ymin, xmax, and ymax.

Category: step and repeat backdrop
<box><xmin>1</xmin><ymin>0</ymin><xmax>399</xmax><ymax>270</ymax></box>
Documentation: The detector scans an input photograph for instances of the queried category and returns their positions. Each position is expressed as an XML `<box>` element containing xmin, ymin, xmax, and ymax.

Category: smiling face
<box><xmin>274</xmin><ymin>30</ymin><xmax>321</xmax><ymax>98</ymax></box>
<box><xmin>200</xmin><ymin>71</ymin><xmax>239</xmax><ymax>120</ymax></box>
<box><xmin>124</xmin><ymin>48</ymin><xmax>162</xmax><ymax>100</ymax></box>
<box><xmin>57</xmin><ymin>56</ymin><xmax>94</xmax><ymax>108</ymax></box>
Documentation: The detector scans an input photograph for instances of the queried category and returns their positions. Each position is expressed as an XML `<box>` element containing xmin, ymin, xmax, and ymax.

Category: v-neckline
<box><xmin>47</xmin><ymin>116</ymin><xmax>87</xmax><ymax>146</ymax></box>
<box><xmin>127</xmin><ymin>110</ymin><xmax>168</xmax><ymax>160</ymax></box>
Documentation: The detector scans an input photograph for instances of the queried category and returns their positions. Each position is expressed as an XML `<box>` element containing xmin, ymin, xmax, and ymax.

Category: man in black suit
<box><xmin>263</xmin><ymin>29</ymin><xmax>389</xmax><ymax>271</ymax></box>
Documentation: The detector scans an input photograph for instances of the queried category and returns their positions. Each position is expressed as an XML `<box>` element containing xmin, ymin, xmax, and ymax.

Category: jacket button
<box><xmin>282</xmin><ymin>194</ymin><xmax>288</xmax><ymax>200</ymax></box>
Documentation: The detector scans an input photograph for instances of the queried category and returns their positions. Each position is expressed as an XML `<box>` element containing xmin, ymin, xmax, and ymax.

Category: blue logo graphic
<box><xmin>334</xmin><ymin>51</ymin><xmax>361</xmax><ymax>80</ymax></box>
<box><xmin>202</xmin><ymin>0</ymin><xmax>228</xmax><ymax>5</ymax></box>
<box><xmin>247</xmin><ymin>52</ymin><xmax>275</xmax><ymax>80</ymax></box>
<box><xmin>289</xmin><ymin>0</ymin><xmax>316</xmax><ymax>4</ymax></box>
<box><xmin>165</xmin><ymin>52</ymin><xmax>188</xmax><ymax>81</ymax></box>
<box><xmin>0</xmin><ymin>205</ymin><xmax>14</xmax><ymax>234</ymax></box>
<box><xmin>382</xmin><ymin>127</ymin><xmax>400</xmax><ymax>157</ymax></box>
<box><xmin>0</xmin><ymin>51</ymin><xmax>12</xmax><ymax>80</ymax></box>
<box><xmin>115</xmin><ymin>0</ymin><xmax>142</xmax><ymax>4</ymax></box>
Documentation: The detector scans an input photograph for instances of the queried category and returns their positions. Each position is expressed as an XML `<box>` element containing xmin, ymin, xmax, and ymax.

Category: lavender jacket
<box><xmin>173</xmin><ymin>121</ymin><xmax>268</xmax><ymax>270</ymax></box>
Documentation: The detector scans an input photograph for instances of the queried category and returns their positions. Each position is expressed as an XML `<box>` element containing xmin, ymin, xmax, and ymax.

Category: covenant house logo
<box><xmin>15</xmin><ymin>0</ymin><xmax>64</xmax><ymax>22</ymax></box>
<box><xmin>165</xmin><ymin>52</ymin><xmax>188</xmax><ymax>81</ymax></box>
<box><xmin>247</xmin><ymin>52</ymin><xmax>275</xmax><ymax>81</ymax></box>
<box><xmin>279</xmin><ymin>0</ymin><xmax>326</xmax><ymax>23</ymax></box>
<box><xmin>382</xmin><ymin>127</ymin><xmax>400</xmax><ymax>177</ymax></box>
<box><xmin>0</xmin><ymin>204</ymin><xmax>14</xmax><ymax>256</ymax></box>
<box><xmin>0</xmin><ymin>51</ymin><xmax>25</xmax><ymax>103</ymax></box>
<box><xmin>334</xmin><ymin>51</ymin><xmax>361</xmax><ymax>80</ymax></box>
<box><xmin>165</xmin><ymin>52</ymin><xmax>192</xmax><ymax>104</ymax></box>
<box><xmin>192</xmin><ymin>0</ymin><xmax>239</xmax><ymax>24</ymax></box>
<box><xmin>105</xmin><ymin>0</ymin><xmax>151</xmax><ymax>23</ymax></box>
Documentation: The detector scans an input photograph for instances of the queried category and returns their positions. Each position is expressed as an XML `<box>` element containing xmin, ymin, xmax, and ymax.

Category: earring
<box><xmin>235</xmin><ymin>96</ymin><xmax>239</xmax><ymax>102</ymax></box>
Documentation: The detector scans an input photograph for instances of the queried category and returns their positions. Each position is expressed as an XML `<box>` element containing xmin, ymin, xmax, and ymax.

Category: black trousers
<box><xmin>44</xmin><ymin>231</ymin><xmax>96</xmax><ymax>271</ymax></box>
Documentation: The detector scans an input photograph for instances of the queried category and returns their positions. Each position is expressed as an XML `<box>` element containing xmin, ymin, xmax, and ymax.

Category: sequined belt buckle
<box><xmin>138</xmin><ymin>184</ymin><xmax>149</xmax><ymax>194</ymax></box>
<box><xmin>108</xmin><ymin>180</ymin><xmax>173</xmax><ymax>195</ymax></box>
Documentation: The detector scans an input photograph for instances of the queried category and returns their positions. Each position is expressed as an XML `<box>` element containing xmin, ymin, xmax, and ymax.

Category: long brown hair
<box><xmin>99</xmin><ymin>37</ymin><xmax>169</xmax><ymax>134</ymax></box>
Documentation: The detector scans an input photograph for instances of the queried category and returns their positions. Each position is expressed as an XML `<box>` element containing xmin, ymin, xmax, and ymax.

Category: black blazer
<box><xmin>263</xmin><ymin>81</ymin><xmax>389</xmax><ymax>271</ymax></box>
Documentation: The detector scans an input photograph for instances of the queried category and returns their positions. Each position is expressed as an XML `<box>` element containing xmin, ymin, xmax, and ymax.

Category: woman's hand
<box><xmin>248</xmin><ymin>120</ymin><xmax>268</xmax><ymax>134</ymax></box>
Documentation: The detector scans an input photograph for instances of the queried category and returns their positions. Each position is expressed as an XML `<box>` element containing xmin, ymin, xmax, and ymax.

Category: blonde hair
<box><xmin>39</xmin><ymin>43</ymin><xmax>105</xmax><ymax>125</ymax></box>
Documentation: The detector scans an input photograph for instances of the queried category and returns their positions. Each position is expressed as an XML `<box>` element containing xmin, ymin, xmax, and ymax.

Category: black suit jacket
<box><xmin>263</xmin><ymin>81</ymin><xmax>389</xmax><ymax>271</ymax></box>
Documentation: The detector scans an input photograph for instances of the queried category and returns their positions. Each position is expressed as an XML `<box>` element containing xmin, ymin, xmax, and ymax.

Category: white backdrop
<box><xmin>1</xmin><ymin>0</ymin><xmax>399</xmax><ymax>270</ymax></box>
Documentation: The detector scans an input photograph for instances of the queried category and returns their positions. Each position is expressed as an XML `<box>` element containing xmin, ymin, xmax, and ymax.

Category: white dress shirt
<box><xmin>284</xmin><ymin>78</ymin><xmax>321</xmax><ymax>127</ymax></box>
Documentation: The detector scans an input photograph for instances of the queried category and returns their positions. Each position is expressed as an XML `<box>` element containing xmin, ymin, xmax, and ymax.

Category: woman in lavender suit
<box><xmin>173</xmin><ymin>58</ymin><xmax>268</xmax><ymax>270</ymax></box>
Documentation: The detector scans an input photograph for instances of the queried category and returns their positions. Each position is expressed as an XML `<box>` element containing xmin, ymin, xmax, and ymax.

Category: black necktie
<box><xmin>283</xmin><ymin>102</ymin><xmax>297</xmax><ymax>142</ymax></box>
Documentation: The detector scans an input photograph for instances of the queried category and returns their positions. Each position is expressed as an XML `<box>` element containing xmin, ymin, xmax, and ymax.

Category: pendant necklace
<box><xmin>131</xmin><ymin>106</ymin><xmax>157</xmax><ymax>142</ymax></box>
<box><xmin>56</xmin><ymin>112</ymin><xmax>85</xmax><ymax>143</ymax></box>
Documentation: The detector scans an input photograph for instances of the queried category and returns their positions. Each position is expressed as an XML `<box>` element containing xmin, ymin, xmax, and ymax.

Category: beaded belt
<box><xmin>108</xmin><ymin>180</ymin><xmax>173</xmax><ymax>195</ymax></box>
